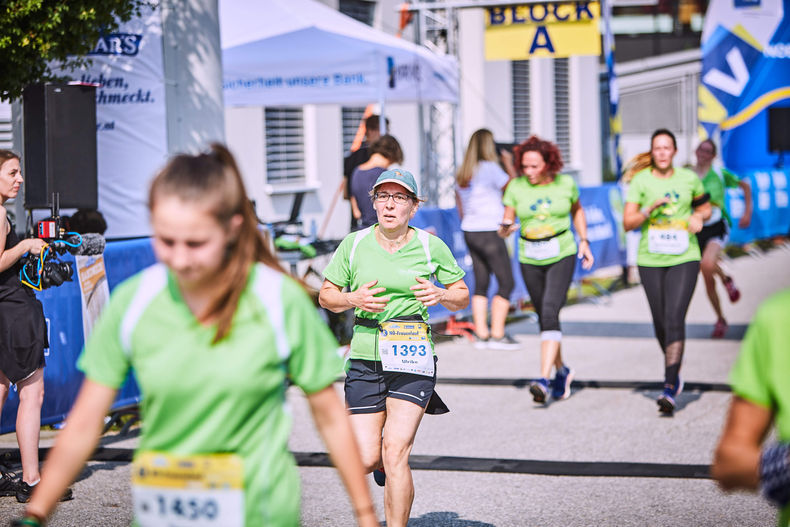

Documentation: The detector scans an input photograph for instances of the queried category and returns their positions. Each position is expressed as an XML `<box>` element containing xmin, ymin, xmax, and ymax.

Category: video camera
<box><xmin>20</xmin><ymin>195</ymin><xmax>106</xmax><ymax>290</ymax></box>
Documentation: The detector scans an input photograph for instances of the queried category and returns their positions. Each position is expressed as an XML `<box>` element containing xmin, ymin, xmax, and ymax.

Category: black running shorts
<box><xmin>345</xmin><ymin>357</ymin><xmax>438</xmax><ymax>414</ymax></box>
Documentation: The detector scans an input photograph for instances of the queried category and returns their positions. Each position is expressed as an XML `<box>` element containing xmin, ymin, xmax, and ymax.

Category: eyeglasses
<box><xmin>374</xmin><ymin>192</ymin><xmax>412</xmax><ymax>204</ymax></box>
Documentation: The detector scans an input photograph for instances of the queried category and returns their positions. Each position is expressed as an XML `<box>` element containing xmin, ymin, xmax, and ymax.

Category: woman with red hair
<box><xmin>499</xmin><ymin>136</ymin><xmax>593</xmax><ymax>404</ymax></box>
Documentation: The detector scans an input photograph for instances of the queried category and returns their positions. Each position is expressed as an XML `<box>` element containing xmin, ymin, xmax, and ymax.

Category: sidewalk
<box><xmin>1</xmin><ymin>246</ymin><xmax>788</xmax><ymax>526</ymax></box>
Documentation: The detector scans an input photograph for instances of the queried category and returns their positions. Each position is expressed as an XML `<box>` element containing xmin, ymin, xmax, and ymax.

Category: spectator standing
<box><xmin>455</xmin><ymin>129</ymin><xmax>519</xmax><ymax>349</ymax></box>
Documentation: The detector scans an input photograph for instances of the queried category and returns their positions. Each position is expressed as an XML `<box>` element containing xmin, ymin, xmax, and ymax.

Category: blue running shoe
<box><xmin>373</xmin><ymin>468</ymin><xmax>386</xmax><ymax>487</ymax></box>
<box><xmin>551</xmin><ymin>365</ymin><xmax>575</xmax><ymax>400</ymax></box>
<box><xmin>529</xmin><ymin>378</ymin><xmax>549</xmax><ymax>403</ymax></box>
<box><xmin>657</xmin><ymin>377</ymin><xmax>684</xmax><ymax>414</ymax></box>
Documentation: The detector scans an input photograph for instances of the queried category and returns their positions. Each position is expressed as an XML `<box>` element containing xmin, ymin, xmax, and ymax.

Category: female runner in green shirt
<box><xmin>499</xmin><ymin>135</ymin><xmax>594</xmax><ymax>404</ymax></box>
<box><xmin>623</xmin><ymin>129</ymin><xmax>711</xmax><ymax>414</ymax></box>
<box><xmin>17</xmin><ymin>145</ymin><xmax>378</xmax><ymax>527</ymax></box>
<box><xmin>320</xmin><ymin>169</ymin><xmax>469</xmax><ymax>527</ymax></box>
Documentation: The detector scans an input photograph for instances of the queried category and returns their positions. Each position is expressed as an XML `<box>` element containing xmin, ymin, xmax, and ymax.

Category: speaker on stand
<box><xmin>768</xmin><ymin>106</ymin><xmax>790</xmax><ymax>169</ymax></box>
<box><xmin>22</xmin><ymin>83</ymin><xmax>98</xmax><ymax>212</ymax></box>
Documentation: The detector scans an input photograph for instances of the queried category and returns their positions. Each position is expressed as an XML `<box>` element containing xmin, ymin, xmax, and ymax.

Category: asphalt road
<box><xmin>1</xmin><ymin>244</ymin><xmax>788</xmax><ymax>526</ymax></box>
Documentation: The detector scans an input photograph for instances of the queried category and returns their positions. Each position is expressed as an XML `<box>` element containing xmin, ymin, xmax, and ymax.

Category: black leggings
<box><xmin>464</xmin><ymin>230</ymin><xmax>515</xmax><ymax>298</ymax></box>
<box><xmin>638</xmin><ymin>261</ymin><xmax>699</xmax><ymax>350</ymax></box>
<box><xmin>519</xmin><ymin>255</ymin><xmax>576</xmax><ymax>332</ymax></box>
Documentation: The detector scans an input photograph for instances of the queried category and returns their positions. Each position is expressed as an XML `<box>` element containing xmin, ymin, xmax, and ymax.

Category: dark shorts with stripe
<box><xmin>345</xmin><ymin>356</ymin><xmax>438</xmax><ymax>414</ymax></box>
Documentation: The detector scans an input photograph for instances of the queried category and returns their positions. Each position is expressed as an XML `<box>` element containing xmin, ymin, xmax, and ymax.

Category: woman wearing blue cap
<box><xmin>320</xmin><ymin>169</ymin><xmax>469</xmax><ymax>527</ymax></box>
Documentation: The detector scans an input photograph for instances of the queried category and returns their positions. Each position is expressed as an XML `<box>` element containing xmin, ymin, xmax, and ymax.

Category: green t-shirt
<box><xmin>502</xmin><ymin>174</ymin><xmax>579</xmax><ymax>265</ymax></box>
<box><xmin>78</xmin><ymin>263</ymin><xmax>342</xmax><ymax>527</ymax></box>
<box><xmin>323</xmin><ymin>225</ymin><xmax>465</xmax><ymax>361</ymax></box>
<box><xmin>701</xmin><ymin>166</ymin><xmax>740</xmax><ymax>225</ymax></box>
<box><xmin>625</xmin><ymin>166</ymin><xmax>705</xmax><ymax>267</ymax></box>
<box><xmin>730</xmin><ymin>289</ymin><xmax>790</xmax><ymax>527</ymax></box>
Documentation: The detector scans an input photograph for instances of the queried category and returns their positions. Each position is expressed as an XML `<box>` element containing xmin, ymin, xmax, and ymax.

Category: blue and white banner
<box><xmin>726</xmin><ymin>168</ymin><xmax>790</xmax><ymax>243</ymax></box>
<box><xmin>699</xmin><ymin>0</ymin><xmax>790</xmax><ymax>172</ymax></box>
<box><xmin>54</xmin><ymin>4</ymin><xmax>168</xmax><ymax>238</ymax></box>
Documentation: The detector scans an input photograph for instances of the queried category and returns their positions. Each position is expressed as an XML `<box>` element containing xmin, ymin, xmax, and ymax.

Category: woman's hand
<box><xmin>25</xmin><ymin>238</ymin><xmax>46</xmax><ymax>256</ymax></box>
<box><xmin>687</xmin><ymin>213</ymin><xmax>704</xmax><ymax>234</ymax></box>
<box><xmin>347</xmin><ymin>280</ymin><xmax>389</xmax><ymax>313</ymax></box>
<box><xmin>577</xmin><ymin>239</ymin><xmax>594</xmax><ymax>270</ymax></box>
<box><xmin>410</xmin><ymin>277</ymin><xmax>445</xmax><ymax>307</ymax></box>
<box><xmin>649</xmin><ymin>196</ymin><xmax>671</xmax><ymax>213</ymax></box>
<box><xmin>497</xmin><ymin>223</ymin><xmax>518</xmax><ymax>239</ymax></box>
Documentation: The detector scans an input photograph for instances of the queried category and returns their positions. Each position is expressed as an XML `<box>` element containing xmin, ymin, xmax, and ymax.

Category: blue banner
<box><xmin>726</xmin><ymin>168</ymin><xmax>790</xmax><ymax>243</ymax></box>
<box><xmin>699</xmin><ymin>0</ymin><xmax>790</xmax><ymax>171</ymax></box>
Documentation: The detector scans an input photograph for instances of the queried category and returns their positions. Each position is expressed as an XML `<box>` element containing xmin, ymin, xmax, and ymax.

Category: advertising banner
<box><xmin>699</xmin><ymin>0</ymin><xmax>790</xmax><ymax>172</ymax></box>
<box><xmin>54</xmin><ymin>4</ymin><xmax>168</xmax><ymax>239</ymax></box>
<box><xmin>75</xmin><ymin>254</ymin><xmax>111</xmax><ymax>340</ymax></box>
<box><xmin>726</xmin><ymin>168</ymin><xmax>790</xmax><ymax>243</ymax></box>
<box><xmin>484</xmin><ymin>1</ymin><xmax>601</xmax><ymax>60</ymax></box>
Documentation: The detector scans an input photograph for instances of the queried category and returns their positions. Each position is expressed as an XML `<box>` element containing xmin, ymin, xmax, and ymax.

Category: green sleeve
<box><xmin>322</xmin><ymin>233</ymin><xmax>354</xmax><ymax>288</ymax></box>
<box><xmin>282</xmin><ymin>276</ymin><xmax>343</xmax><ymax>394</ymax></box>
<box><xmin>722</xmin><ymin>168</ymin><xmax>740</xmax><ymax>189</ymax></box>
<box><xmin>625</xmin><ymin>175</ymin><xmax>643</xmax><ymax>205</ymax></box>
<box><xmin>502</xmin><ymin>180</ymin><xmax>517</xmax><ymax>208</ymax></box>
<box><xmin>691</xmin><ymin>172</ymin><xmax>706</xmax><ymax>198</ymax></box>
<box><xmin>77</xmin><ymin>276</ymin><xmax>137</xmax><ymax>389</ymax></box>
<box><xmin>569</xmin><ymin>176</ymin><xmax>579</xmax><ymax>203</ymax></box>
<box><xmin>730</xmin><ymin>308</ymin><xmax>772</xmax><ymax>409</ymax></box>
<box><xmin>429</xmin><ymin>235</ymin><xmax>465</xmax><ymax>285</ymax></box>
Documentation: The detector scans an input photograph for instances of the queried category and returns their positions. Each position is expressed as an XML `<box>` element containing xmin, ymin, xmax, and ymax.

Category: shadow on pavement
<box><xmin>403</xmin><ymin>511</ymin><xmax>496</xmax><ymax>526</ymax></box>
<box><xmin>507</xmin><ymin>320</ymin><xmax>747</xmax><ymax>340</ymax></box>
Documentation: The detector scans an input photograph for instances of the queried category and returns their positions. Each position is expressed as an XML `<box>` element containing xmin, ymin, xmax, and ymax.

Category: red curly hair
<box><xmin>513</xmin><ymin>135</ymin><xmax>564</xmax><ymax>177</ymax></box>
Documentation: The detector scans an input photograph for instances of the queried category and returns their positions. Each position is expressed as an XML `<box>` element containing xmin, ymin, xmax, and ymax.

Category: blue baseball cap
<box><xmin>373</xmin><ymin>169</ymin><xmax>418</xmax><ymax>196</ymax></box>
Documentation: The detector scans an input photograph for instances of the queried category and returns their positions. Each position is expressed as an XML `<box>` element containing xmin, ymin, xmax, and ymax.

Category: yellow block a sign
<box><xmin>485</xmin><ymin>2</ymin><xmax>601</xmax><ymax>60</ymax></box>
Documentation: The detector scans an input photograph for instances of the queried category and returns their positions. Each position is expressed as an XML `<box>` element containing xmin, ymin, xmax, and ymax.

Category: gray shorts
<box><xmin>345</xmin><ymin>356</ymin><xmax>438</xmax><ymax>414</ymax></box>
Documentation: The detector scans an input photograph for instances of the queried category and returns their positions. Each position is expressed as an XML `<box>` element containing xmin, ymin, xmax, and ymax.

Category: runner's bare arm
<box><xmin>712</xmin><ymin>396</ymin><xmax>773</xmax><ymax>491</ymax></box>
<box><xmin>306</xmin><ymin>385</ymin><xmax>379</xmax><ymax>527</ymax></box>
<box><xmin>411</xmin><ymin>277</ymin><xmax>469</xmax><ymax>311</ymax></box>
<box><xmin>738</xmin><ymin>179</ymin><xmax>753</xmax><ymax>229</ymax></box>
<box><xmin>571</xmin><ymin>201</ymin><xmax>594</xmax><ymax>270</ymax></box>
<box><xmin>319</xmin><ymin>278</ymin><xmax>389</xmax><ymax>313</ymax></box>
<box><xmin>25</xmin><ymin>380</ymin><xmax>118</xmax><ymax>521</ymax></box>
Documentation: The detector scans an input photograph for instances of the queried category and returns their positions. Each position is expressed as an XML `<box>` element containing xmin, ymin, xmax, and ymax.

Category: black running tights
<box><xmin>638</xmin><ymin>261</ymin><xmax>700</xmax><ymax>387</ymax></box>
<box><xmin>519</xmin><ymin>255</ymin><xmax>576</xmax><ymax>332</ymax></box>
<box><xmin>464</xmin><ymin>230</ymin><xmax>515</xmax><ymax>298</ymax></box>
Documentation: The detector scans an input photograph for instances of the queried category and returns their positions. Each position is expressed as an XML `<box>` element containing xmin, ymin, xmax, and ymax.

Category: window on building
<box><xmin>512</xmin><ymin>60</ymin><xmax>530</xmax><ymax>143</ymax></box>
<box><xmin>620</xmin><ymin>82</ymin><xmax>683</xmax><ymax>134</ymax></box>
<box><xmin>554</xmin><ymin>58</ymin><xmax>570</xmax><ymax>165</ymax></box>
<box><xmin>339</xmin><ymin>0</ymin><xmax>375</xmax><ymax>25</ymax></box>
<box><xmin>341</xmin><ymin>107</ymin><xmax>367</xmax><ymax>155</ymax></box>
<box><xmin>265</xmin><ymin>107</ymin><xmax>305</xmax><ymax>185</ymax></box>
<box><xmin>0</xmin><ymin>103</ymin><xmax>12</xmax><ymax>150</ymax></box>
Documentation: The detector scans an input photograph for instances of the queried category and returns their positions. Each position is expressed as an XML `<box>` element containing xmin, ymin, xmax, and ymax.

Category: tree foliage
<box><xmin>0</xmin><ymin>0</ymin><xmax>148</xmax><ymax>101</ymax></box>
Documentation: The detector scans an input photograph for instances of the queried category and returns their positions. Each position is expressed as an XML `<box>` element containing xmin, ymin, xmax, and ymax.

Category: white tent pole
<box><xmin>378</xmin><ymin>51</ymin><xmax>387</xmax><ymax>135</ymax></box>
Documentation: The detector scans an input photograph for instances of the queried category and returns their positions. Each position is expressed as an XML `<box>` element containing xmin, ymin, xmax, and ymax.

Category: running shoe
<box><xmin>723</xmin><ymin>277</ymin><xmax>741</xmax><ymax>303</ymax></box>
<box><xmin>0</xmin><ymin>469</ymin><xmax>18</xmax><ymax>497</ymax></box>
<box><xmin>15</xmin><ymin>481</ymin><xmax>73</xmax><ymax>503</ymax></box>
<box><xmin>372</xmin><ymin>468</ymin><xmax>386</xmax><ymax>487</ymax></box>
<box><xmin>551</xmin><ymin>365</ymin><xmax>575</xmax><ymax>400</ymax></box>
<box><xmin>657</xmin><ymin>378</ymin><xmax>684</xmax><ymax>414</ymax></box>
<box><xmin>473</xmin><ymin>335</ymin><xmax>489</xmax><ymax>350</ymax></box>
<box><xmin>711</xmin><ymin>319</ymin><xmax>728</xmax><ymax>339</ymax></box>
<box><xmin>529</xmin><ymin>378</ymin><xmax>549</xmax><ymax>404</ymax></box>
<box><xmin>487</xmin><ymin>334</ymin><xmax>520</xmax><ymax>350</ymax></box>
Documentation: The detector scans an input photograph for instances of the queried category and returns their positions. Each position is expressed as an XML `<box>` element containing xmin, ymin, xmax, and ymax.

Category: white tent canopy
<box><xmin>219</xmin><ymin>0</ymin><xmax>459</xmax><ymax>107</ymax></box>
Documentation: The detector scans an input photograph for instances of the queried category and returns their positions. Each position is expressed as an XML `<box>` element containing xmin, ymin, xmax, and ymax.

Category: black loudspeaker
<box><xmin>768</xmin><ymin>106</ymin><xmax>790</xmax><ymax>153</ymax></box>
<box><xmin>22</xmin><ymin>84</ymin><xmax>98</xmax><ymax>209</ymax></box>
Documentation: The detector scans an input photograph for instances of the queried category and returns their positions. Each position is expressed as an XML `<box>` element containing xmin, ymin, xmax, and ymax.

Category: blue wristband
<box><xmin>760</xmin><ymin>442</ymin><xmax>790</xmax><ymax>507</ymax></box>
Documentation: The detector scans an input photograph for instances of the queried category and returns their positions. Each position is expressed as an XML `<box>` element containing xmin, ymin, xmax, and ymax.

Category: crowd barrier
<box><xmin>2</xmin><ymin>175</ymin><xmax>786</xmax><ymax>434</ymax></box>
<box><xmin>0</xmin><ymin>238</ymin><xmax>156</xmax><ymax>434</ymax></box>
